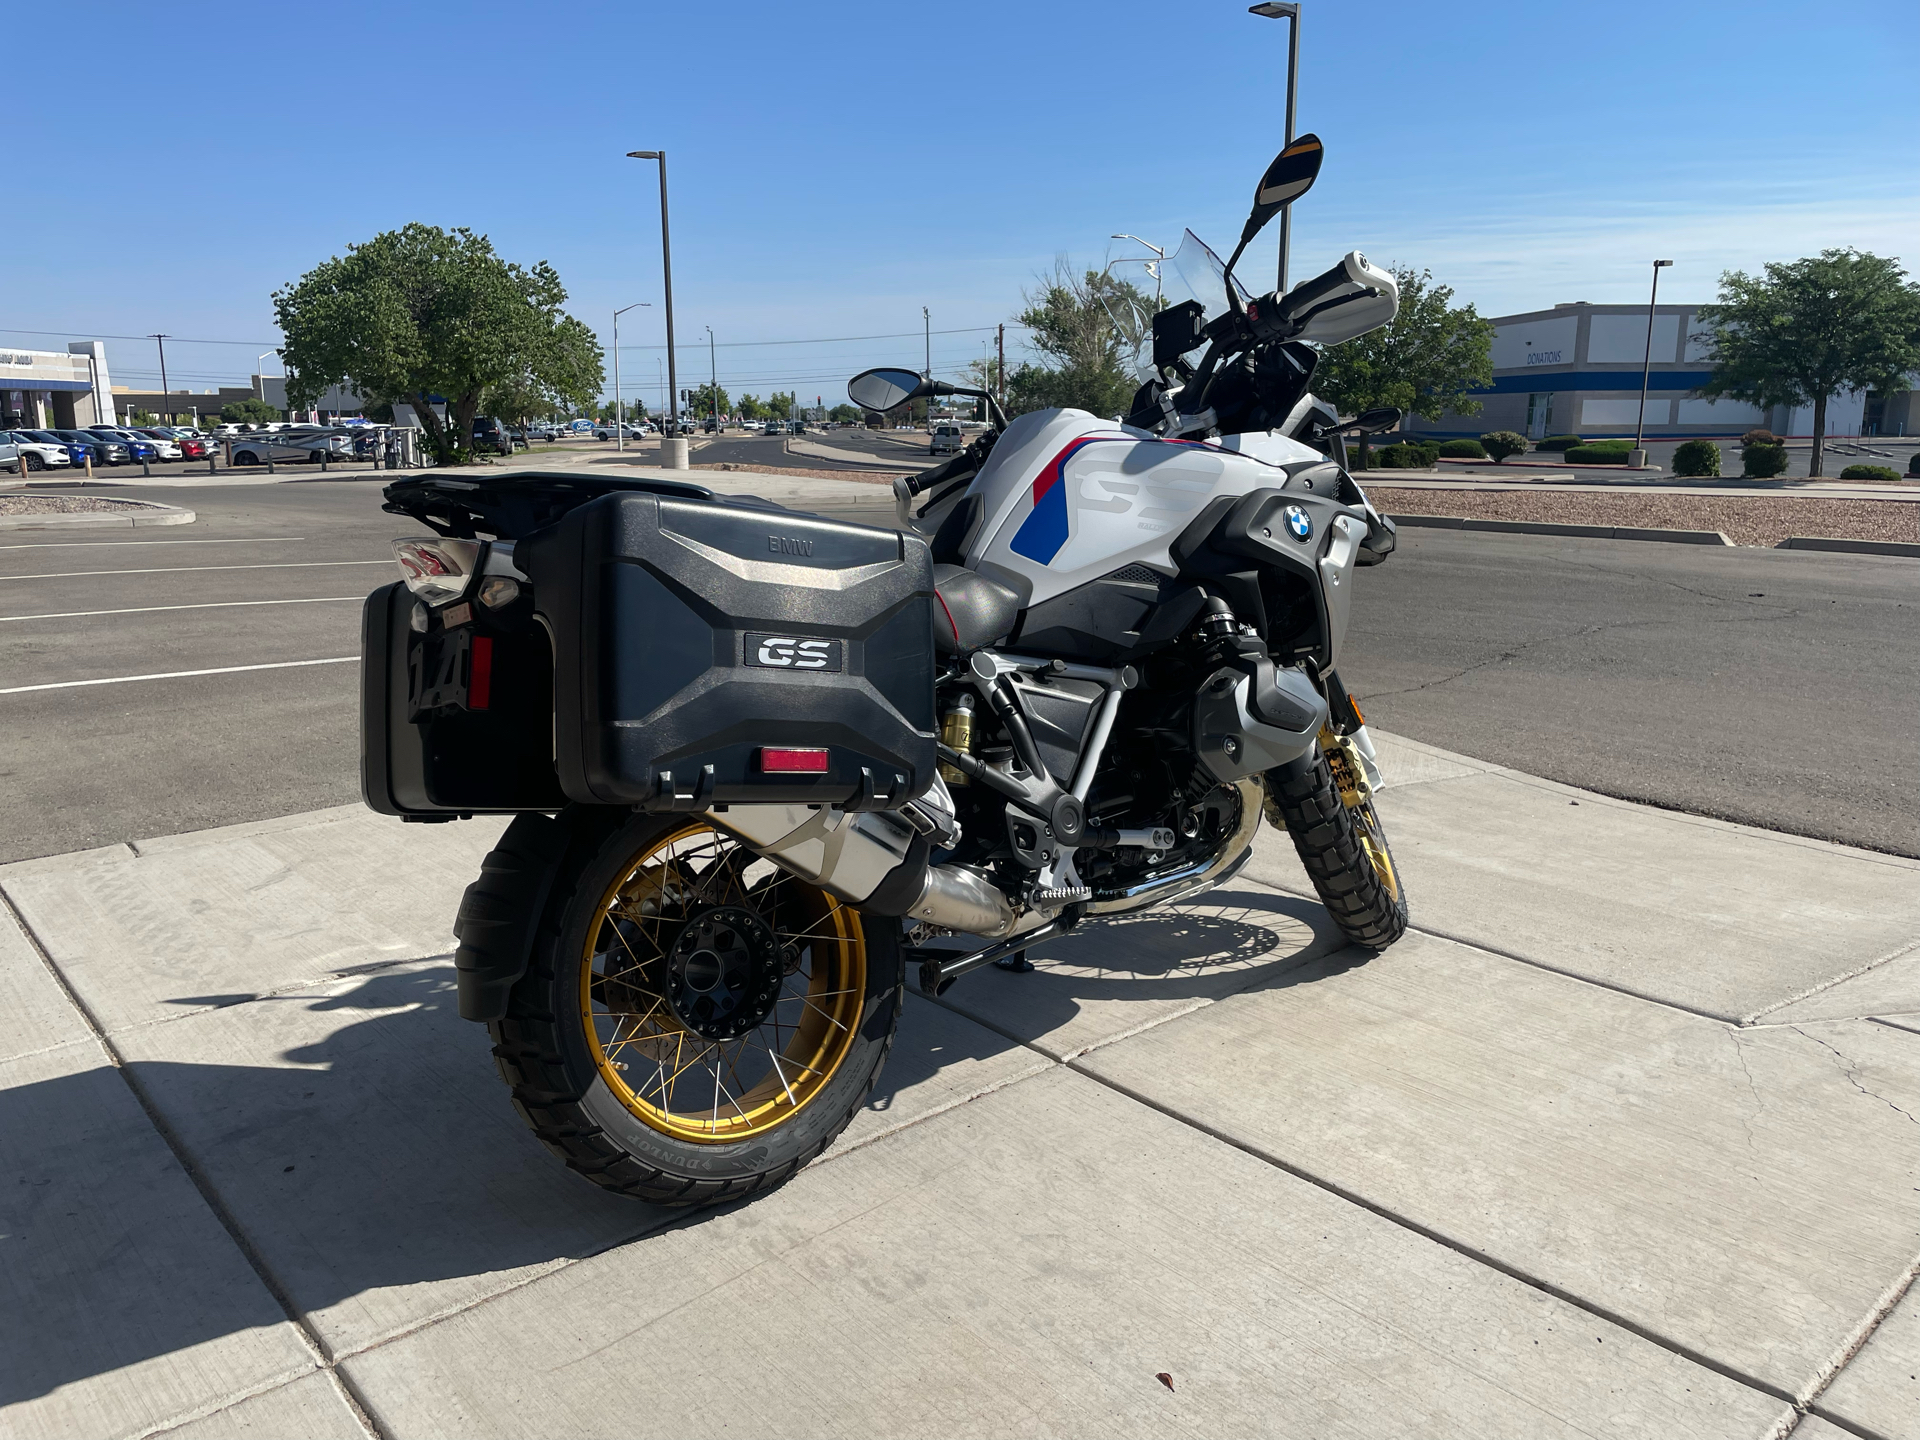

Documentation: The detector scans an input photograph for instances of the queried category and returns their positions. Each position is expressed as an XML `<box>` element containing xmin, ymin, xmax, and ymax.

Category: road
<box><xmin>0</xmin><ymin>478</ymin><xmax>1910</xmax><ymax>864</ymax></box>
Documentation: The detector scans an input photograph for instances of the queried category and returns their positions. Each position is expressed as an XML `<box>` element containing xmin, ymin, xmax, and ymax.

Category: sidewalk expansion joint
<box><xmin>1742</xmin><ymin>937</ymin><xmax>1920</xmax><ymax>1026</ymax></box>
<box><xmin>0</xmin><ymin>889</ymin><xmax>393</xmax><ymax>1440</ymax></box>
<box><xmin>1802</xmin><ymin>1249</ymin><xmax>1920</xmax><ymax>1432</ymax></box>
<box><xmin>1074</xmin><ymin>1065</ymin><xmax>1802</xmax><ymax>1410</ymax></box>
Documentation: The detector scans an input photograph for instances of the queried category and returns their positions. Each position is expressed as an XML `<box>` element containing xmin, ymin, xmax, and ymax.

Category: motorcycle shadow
<box><xmin>925</xmin><ymin>884</ymin><xmax>1369</xmax><ymax>1053</ymax></box>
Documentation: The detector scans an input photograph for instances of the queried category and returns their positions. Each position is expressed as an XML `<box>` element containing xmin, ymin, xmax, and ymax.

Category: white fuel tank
<box><xmin>965</xmin><ymin>409</ymin><xmax>1323</xmax><ymax>606</ymax></box>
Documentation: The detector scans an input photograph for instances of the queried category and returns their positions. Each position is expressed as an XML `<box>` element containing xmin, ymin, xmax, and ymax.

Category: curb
<box><xmin>1390</xmin><ymin>515</ymin><xmax>1732</xmax><ymax>546</ymax></box>
<box><xmin>0</xmin><ymin>501</ymin><xmax>196</xmax><ymax>532</ymax></box>
<box><xmin>1775</xmin><ymin>535</ymin><xmax>1920</xmax><ymax>558</ymax></box>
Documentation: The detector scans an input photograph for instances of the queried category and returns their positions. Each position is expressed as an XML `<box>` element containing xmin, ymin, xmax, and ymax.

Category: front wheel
<box><xmin>1267</xmin><ymin>738</ymin><xmax>1408</xmax><ymax>949</ymax></box>
<box><xmin>488</xmin><ymin>812</ymin><xmax>904</xmax><ymax>1206</ymax></box>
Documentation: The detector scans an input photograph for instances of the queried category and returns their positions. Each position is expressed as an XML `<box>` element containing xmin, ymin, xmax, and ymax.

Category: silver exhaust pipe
<box><xmin>903</xmin><ymin>863</ymin><xmax>1015</xmax><ymax>937</ymax></box>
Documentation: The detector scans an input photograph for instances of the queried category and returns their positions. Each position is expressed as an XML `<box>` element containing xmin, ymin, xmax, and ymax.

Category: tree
<box><xmin>273</xmin><ymin>223</ymin><xmax>604</xmax><ymax>465</ymax></box>
<box><xmin>736</xmin><ymin>392</ymin><xmax>764</xmax><ymax>420</ymax></box>
<box><xmin>1313</xmin><ymin>266</ymin><xmax>1494</xmax><ymax>468</ymax></box>
<box><xmin>827</xmin><ymin>403</ymin><xmax>861</xmax><ymax>424</ymax></box>
<box><xmin>220</xmin><ymin>398</ymin><xmax>281</xmax><ymax>425</ymax></box>
<box><xmin>764</xmin><ymin>390</ymin><xmax>796</xmax><ymax>420</ymax></box>
<box><xmin>1693</xmin><ymin>250</ymin><xmax>1920</xmax><ymax>477</ymax></box>
<box><xmin>1006</xmin><ymin>262</ymin><xmax>1146</xmax><ymax>419</ymax></box>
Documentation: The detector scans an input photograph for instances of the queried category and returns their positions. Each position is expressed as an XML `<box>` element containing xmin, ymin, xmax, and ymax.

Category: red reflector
<box><xmin>760</xmin><ymin>746</ymin><xmax>829</xmax><ymax>774</ymax></box>
<box><xmin>468</xmin><ymin>635</ymin><xmax>493</xmax><ymax>711</ymax></box>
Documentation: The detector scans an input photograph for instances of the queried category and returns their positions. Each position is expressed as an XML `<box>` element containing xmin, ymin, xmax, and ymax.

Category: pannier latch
<box><xmin>653</xmin><ymin>765</ymin><xmax>716</xmax><ymax>811</ymax></box>
<box><xmin>843</xmin><ymin>767</ymin><xmax>909</xmax><ymax>812</ymax></box>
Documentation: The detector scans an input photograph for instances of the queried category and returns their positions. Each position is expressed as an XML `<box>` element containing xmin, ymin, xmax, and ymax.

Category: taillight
<box><xmin>759</xmin><ymin>747</ymin><xmax>830</xmax><ymax>773</ymax></box>
<box><xmin>392</xmin><ymin>538</ymin><xmax>482</xmax><ymax>604</ymax></box>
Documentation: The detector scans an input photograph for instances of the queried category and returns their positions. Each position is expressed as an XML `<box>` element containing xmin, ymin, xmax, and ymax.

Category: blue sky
<box><xmin>5</xmin><ymin>0</ymin><xmax>1913</xmax><ymax>409</ymax></box>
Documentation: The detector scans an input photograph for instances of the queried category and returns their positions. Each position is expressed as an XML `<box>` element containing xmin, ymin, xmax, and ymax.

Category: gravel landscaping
<box><xmin>0</xmin><ymin>495</ymin><xmax>170</xmax><ymax>516</ymax></box>
<box><xmin>1376</xmin><ymin>487</ymin><xmax>1918</xmax><ymax>547</ymax></box>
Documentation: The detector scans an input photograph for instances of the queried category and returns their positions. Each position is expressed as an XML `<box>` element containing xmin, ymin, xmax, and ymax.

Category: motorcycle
<box><xmin>362</xmin><ymin>134</ymin><xmax>1408</xmax><ymax>1207</ymax></box>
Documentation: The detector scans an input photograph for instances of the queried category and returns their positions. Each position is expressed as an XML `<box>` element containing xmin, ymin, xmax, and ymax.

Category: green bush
<box><xmin>1481</xmin><ymin>431</ymin><xmax>1528</xmax><ymax>462</ymax></box>
<box><xmin>1740</xmin><ymin>429</ymin><xmax>1780</xmax><ymax>449</ymax></box>
<box><xmin>1535</xmin><ymin>435</ymin><xmax>1582</xmax><ymax>452</ymax></box>
<box><xmin>1742</xmin><ymin>444</ymin><xmax>1789</xmax><ymax>478</ymax></box>
<box><xmin>1838</xmin><ymin>464</ymin><xmax>1901</xmax><ymax>481</ymax></box>
<box><xmin>1437</xmin><ymin>438</ymin><xmax>1488</xmax><ymax>459</ymax></box>
<box><xmin>1909</xmin><ymin>452</ymin><xmax>1920</xmax><ymax>476</ymax></box>
<box><xmin>1564</xmin><ymin>442</ymin><xmax>1634</xmax><ymax>464</ymax></box>
<box><xmin>1672</xmin><ymin>439</ymin><xmax>1722</xmax><ymax>477</ymax></box>
<box><xmin>1374</xmin><ymin>442</ymin><xmax>1440</xmax><ymax>469</ymax></box>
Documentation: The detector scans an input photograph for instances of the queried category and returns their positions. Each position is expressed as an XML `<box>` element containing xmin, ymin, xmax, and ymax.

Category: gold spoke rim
<box><xmin>580</xmin><ymin>821</ymin><xmax>867</xmax><ymax>1143</ymax></box>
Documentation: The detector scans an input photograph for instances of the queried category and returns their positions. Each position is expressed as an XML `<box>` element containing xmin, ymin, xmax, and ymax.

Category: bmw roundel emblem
<box><xmin>1283</xmin><ymin>505</ymin><xmax>1313</xmax><ymax>542</ymax></box>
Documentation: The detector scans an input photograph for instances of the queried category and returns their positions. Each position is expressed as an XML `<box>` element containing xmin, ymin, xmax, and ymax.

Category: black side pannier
<box><xmin>518</xmin><ymin>492</ymin><xmax>936</xmax><ymax>811</ymax></box>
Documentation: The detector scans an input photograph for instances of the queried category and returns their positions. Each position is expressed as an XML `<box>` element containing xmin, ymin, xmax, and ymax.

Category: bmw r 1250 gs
<box><xmin>363</xmin><ymin>134</ymin><xmax>1409</xmax><ymax>1206</ymax></box>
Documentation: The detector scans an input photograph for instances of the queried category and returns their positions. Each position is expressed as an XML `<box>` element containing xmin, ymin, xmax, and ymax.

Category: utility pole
<box><xmin>1249</xmin><ymin>3</ymin><xmax>1302</xmax><ymax>292</ymax></box>
<box><xmin>1632</xmin><ymin>259</ymin><xmax>1675</xmax><ymax>469</ymax></box>
<box><xmin>706</xmin><ymin>325</ymin><xmax>717</xmax><ymax>430</ymax></box>
<box><xmin>997</xmin><ymin>323</ymin><xmax>1006</xmax><ymax>407</ymax></box>
<box><xmin>149</xmin><ymin>334</ymin><xmax>170</xmax><ymax>419</ymax></box>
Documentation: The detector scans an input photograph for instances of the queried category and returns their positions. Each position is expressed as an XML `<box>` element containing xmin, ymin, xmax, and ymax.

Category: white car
<box><xmin>594</xmin><ymin>422</ymin><xmax>647</xmax><ymax>441</ymax></box>
<box><xmin>92</xmin><ymin>426</ymin><xmax>182</xmax><ymax>459</ymax></box>
<box><xmin>3</xmin><ymin>431</ymin><xmax>75</xmax><ymax>473</ymax></box>
<box><xmin>929</xmin><ymin>423</ymin><xmax>965</xmax><ymax>455</ymax></box>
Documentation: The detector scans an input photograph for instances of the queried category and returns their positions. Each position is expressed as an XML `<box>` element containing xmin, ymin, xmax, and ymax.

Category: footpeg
<box><xmin>1032</xmin><ymin>884</ymin><xmax>1091</xmax><ymax>906</ymax></box>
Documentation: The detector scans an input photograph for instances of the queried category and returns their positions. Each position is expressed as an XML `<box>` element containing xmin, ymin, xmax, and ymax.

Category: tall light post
<box><xmin>256</xmin><ymin>352</ymin><xmax>277</xmax><ymax>405</ymax></box>
<box><xmin>612</xmin><ymin>302</ymin><xmax>651</xmax><ymax>451</ymax></box>
<box><xmin>922</xmin><ymin>306</ymin><xmax>932</xmax><ymax>427</ymax></box>
<box><xmin>148</xmin><ymin>334</ymin><xmax>171</xmax><ymax>420</ymax></box>
<box><xmin>1633</xmin><ymin>259</ymin><xmax>1675</xmax><ymax>469</ymax></box>
<box><xmin>1249</xmin><ymin>2</ymin><xmax>1301</xmax><ymax>293</ymax></box>
<box><xmin>626</xmin><ymin>150</ymin><xmax>682</xmax><ymax>466</ymax></box>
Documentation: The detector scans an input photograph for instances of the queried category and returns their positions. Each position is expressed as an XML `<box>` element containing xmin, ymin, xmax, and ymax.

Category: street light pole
<box><xmin>1249</xmin><ymin>2</ymin><xmax>1301</xmax><ymax>293</ymax></box>
<box><xmin>256</xmin><ymin>352</ymin><xmax>276</xmax><ymax>405</ymax></box>
<box><xmin>612</xmin><ymin>302</ymin><xmax>651</xmax><ymax>451</ymax></box>
<box><xmin>1633</xmin><ymin>259</ymin><xmax>1675</xmax><ymax>468</ymax></box>
<box><xmin>627</xmin><ymin>150</ymin><xmax>682</xmax><ymax>466</ymax></box>
<box><xmin>923</xmin><ymin>306</ymin><xmax>931</xmax><ymax>427</ymax></box>
<box><xmin>705</xmin><ymin>325</ymin><xmax>717</xmax><ymax>431</ymax></box>
<box><xmin>149</xmin><ymin>334</ymin><xmax>170</xmax><ymax>420</ymax></box>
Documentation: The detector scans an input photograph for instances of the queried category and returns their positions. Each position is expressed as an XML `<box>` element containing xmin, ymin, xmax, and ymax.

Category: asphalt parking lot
<box><xmin>0</xmin><ymin>473</ymin><xmax>1911</xmax><ymax>864</ymax></box>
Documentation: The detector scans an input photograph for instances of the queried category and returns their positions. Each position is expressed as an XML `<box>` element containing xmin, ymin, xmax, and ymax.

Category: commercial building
<box><xmin>1408</xmin><ymin>302</ymin><xmax>1918</xmax><ymax>440</ymax></box>
<box><xmin>1</xmin><ymin>343</ymin><xmax>118</xmax><ymax>428</ymax></box>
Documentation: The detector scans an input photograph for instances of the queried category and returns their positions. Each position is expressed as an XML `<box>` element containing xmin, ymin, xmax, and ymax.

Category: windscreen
<box><xmin>1105</xmin><ymin>229</ymin><xmax>1253</xmax><ymax>381</ymax></box>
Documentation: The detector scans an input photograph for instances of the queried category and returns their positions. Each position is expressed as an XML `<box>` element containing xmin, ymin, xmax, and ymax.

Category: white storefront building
<box><xmin>1</xmin><ymin>342</ymin><xmax>119</xmax><ymax>429</ymax></box>
<box><xmin>1409</xmin><ymin>302</ymin><xmax>1917</xmax><ymax>440</ymax></box>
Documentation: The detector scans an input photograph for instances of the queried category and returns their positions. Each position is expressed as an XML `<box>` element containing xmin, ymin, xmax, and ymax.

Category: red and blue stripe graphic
<box><xmin>1009</xmin><ymin>437</ymin><xmax>1111</xmax><ymax>564</ymax></box>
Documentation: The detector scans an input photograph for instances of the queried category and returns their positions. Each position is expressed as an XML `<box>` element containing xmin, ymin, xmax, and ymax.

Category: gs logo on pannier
<box><xmin>744</xmin><ymin>633</ymin><xmax>843</xmax><ymax>672</ymax></box>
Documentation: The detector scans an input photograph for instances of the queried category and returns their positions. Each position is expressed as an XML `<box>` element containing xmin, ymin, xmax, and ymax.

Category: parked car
<box><xmin>787</xmin><ymin>419</ymin><xmax>806</xmax><ymax>436</ymax></box>
<box><xmin>471</xmin><ymin>416</ymin><xmax>513</xmax><ymax>456</ymax></box>
<box><xmin>20</xmin><ymin>430</ymin><xmax>92</xmax><ymax>465</ymax></box>
<box><xmin>138</xmin><ymin>427</ymin><xmax>205</xmax><ymax>456</ymax></box>
<box><xmin>3</xmin><ymin>432</ymin><xmax>75</xmax><ymax>472</ymax></box>
<box><xmin>96</xmin><ymin>426</ymin><xmax>181</xmax><ymax>459</ymax></box>
<box><xmin>52</xmin><ymin>429</ymin><xmax>129</xmax><ymax>464</ymax></box>
<box><xmin>930</xmin><ymin>423</ymin><xmax>965</xmax><ymax>455</ymax></box>
<box><xmin>594</xmin><ymin>421</ymin><xmax>647</xmax><ymax>441</ymax></box>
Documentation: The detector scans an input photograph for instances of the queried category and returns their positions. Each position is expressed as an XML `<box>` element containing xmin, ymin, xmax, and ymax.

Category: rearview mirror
<box><xmin>1355</xmin><ymin>406</ymin><xmax>1401</xmax><ymax>433</ymax></box>
<box><xmin>848</xmin><ymin>368</ymin><xmax>927</xmax><ymax>412</ymax></box>
<box><xmin>1249</xmin><ymin>133</ymin><xmax>1323</xmax><ymax>233</ymax></box>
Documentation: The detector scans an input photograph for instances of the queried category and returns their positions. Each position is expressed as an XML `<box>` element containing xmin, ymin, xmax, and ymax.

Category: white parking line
<box><xmin>0</xmin><ymin>657</ymin><xmax>356</xmax><ymax>696</ymax></box>
<box><xmin>0</xmin><ymin>596</ymin><xmax>363</xmax><ymax>623</ymax></box>
<box><xmin>0</xmin><ymin>560</ymin><xmax>391</xmax><ymax>582</ymax></box>
<box><xmin>0</xmin><ymin>536</ymin><xmax>306</xmax><ymax>551</ymax></box>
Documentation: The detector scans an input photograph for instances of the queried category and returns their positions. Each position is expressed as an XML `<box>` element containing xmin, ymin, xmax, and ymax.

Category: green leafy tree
<box><xmin>764</xmin><ymin>390</ymin><xmax>796</xmax><ymax>420</ymax></box>
<box><xmin>685</xmin><ymin>382</ymin><xmax>730</xmax><ymax>421</ymax></box>
<box><xmin>273</xmin><ymin>223</ymin><xmax>604</xmax><ymax>465</ymax></box>
<box><xmin>1313</xmin><ymin>266</ymin><xmax>1494</xmax><ymax>468</ymax></box>
<box><xmin>1481</xmin><ymin>430</ymin><xmax>1528</xmax><ymax>462</ymax></box>
<box><xmin>736</xmin><ymin>392</ymin><xmax>765</xmax><ymax>420</ymax></box>
<box><xmin>1006</xmin><ymin>263</ymin><xmax>1146</xmax><ymax>419</ymax></box>
<box><xmin>827</xmin><ymin>403</ymin><xmax>861</xmax><ymax>423</ymax></box>
<box><xmin>1693</xmin><ymin>249</ymin><xmax>1920</xmax><ymax>477</ymax></box>
<box><xmin>220</xmin><ymin>398</ymin><xmax>281</xmax><ymax>425</ymax></box>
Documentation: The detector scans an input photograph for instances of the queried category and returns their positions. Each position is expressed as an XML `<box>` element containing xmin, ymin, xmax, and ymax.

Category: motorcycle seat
<box><xmin>932</xmin><ymin>564</ymin><xmax>1021</xmax><ymax>654</ymax></box>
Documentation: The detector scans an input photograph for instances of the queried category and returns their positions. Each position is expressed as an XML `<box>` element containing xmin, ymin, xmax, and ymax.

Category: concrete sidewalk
<box><xmin>2</xmin><ymin>733</ymin><xmax>1915</xmax><ymax>1439</ymax></box>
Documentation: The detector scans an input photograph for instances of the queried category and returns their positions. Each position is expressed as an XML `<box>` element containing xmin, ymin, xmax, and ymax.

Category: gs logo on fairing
<box><xmin>1283</xmin><ymin>505</ymin><xmax>1314</xmax><ymax>542</ymax></box>
<box><xmin>744</xmin><ymin>633</ymin><xmax>843</xmax><ymax>672</ymax></box>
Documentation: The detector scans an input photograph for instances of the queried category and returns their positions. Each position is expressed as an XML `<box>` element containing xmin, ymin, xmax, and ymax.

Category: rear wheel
<box><xmin>489</xmin><ymin>812</ymin><xmax>903</xmax><ymax>1206</ymax></box>
<box><xmin>1267</xmin><ymin>736</ymin><xmax>1408</xmax><ymax>949</ymax></box>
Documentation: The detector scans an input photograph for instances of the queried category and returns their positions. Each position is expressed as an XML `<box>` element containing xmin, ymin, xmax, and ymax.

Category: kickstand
<box><xmin>993</xmin><ymin>949</ymin><xmax>1034</xmax><ymax>973</ymax></box>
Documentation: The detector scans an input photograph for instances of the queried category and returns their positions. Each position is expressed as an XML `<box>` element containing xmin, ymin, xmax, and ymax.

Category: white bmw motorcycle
<box><xmin>365</xmin><ymin>133</ymin><xmax>1408</xmax><ymax>1206</ymax></box>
